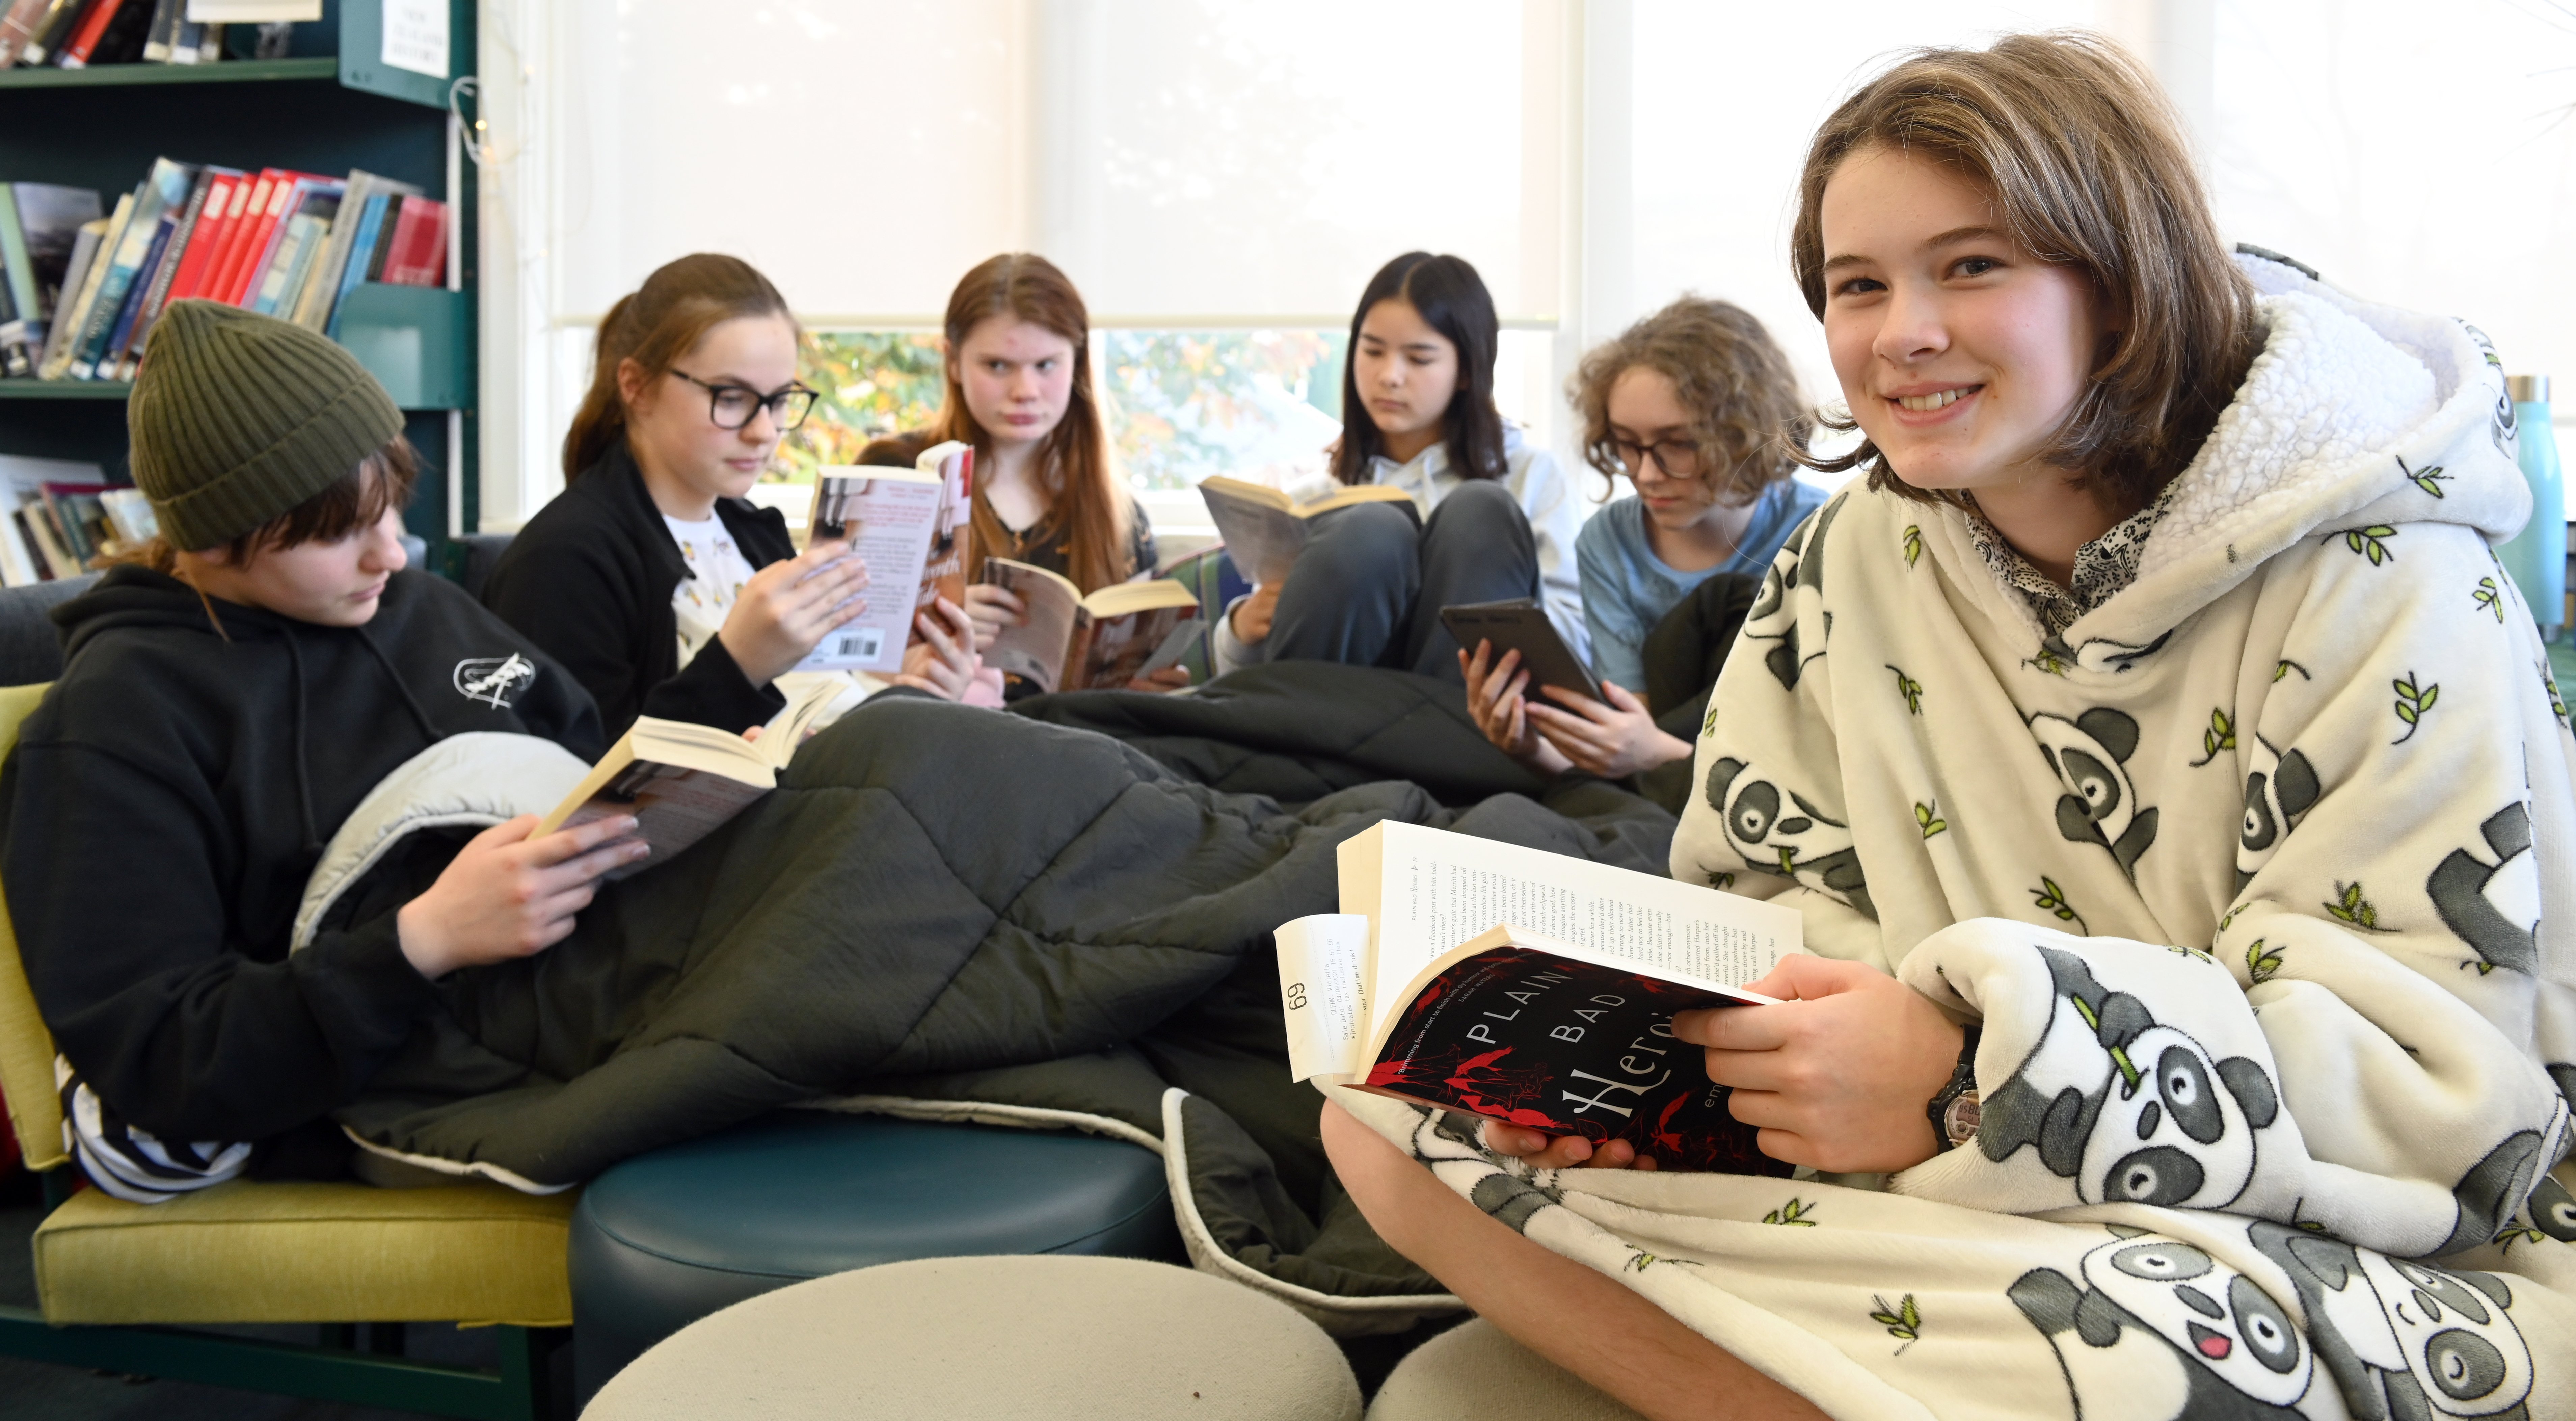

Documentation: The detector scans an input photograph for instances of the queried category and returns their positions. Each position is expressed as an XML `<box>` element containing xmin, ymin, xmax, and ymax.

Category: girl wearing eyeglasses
<box><xmin>484</xmin><ymin>253</ymin><xmax>980</xmax><ymax>737</ymax></box>
<box><xmin>1464</xmin><ymin>297</ymin><xmax>1823</xmax><ymax>781</ymax></box>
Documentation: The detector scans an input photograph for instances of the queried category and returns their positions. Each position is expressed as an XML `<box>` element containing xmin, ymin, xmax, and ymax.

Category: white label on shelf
<box><xmin>184</xmin><ymin>1</ymin><xmax>324</xmax><ymax>20</ymax></box>
<box><xmin>382</xmin><ymin>0</ymin><xmax>449</xmax><ymax>79</ymax></box>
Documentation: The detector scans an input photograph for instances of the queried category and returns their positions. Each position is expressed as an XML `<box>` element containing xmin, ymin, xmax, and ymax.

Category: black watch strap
<box><xmin>1926</xmin><ymin>1023</ymin><xmax>1982</xmax><ymax>1152</ymax></box>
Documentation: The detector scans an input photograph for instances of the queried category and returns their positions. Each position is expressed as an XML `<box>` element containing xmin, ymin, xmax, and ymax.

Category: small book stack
<box><xmin>0</xmin><ymin>158</ymin><xmax>449</xmax><ymax>383</ymax></box>
<box><xmin>0</xmin><ymin>0</ymin><xmax>232</xmax><ymax>71</ymax></box>
<box><xmin>0</xmin><ymin>452</ymin><xmax>154</xmax><ymax>584</ymax></box>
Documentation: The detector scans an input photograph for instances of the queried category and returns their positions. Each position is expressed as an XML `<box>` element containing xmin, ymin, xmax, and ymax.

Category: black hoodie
<box><xmin>480</xmin><ymin>444</ymin><xmax>795</xmax><ymax>740</ymax></box>
<box><xmin>0</xmin><ymin>566</ymin><xmax>603</xmax><ymax>1148</ymax></box>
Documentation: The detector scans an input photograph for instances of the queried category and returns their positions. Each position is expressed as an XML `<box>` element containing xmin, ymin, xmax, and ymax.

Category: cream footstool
<box><xmin>1366</xmin><ymin>1318</ymin><xmax>1644</xmax><ymax>1421</ymax></box>
<box><xmin>582</xmin><ymin>1253</ymin><xmax>1362</xmax><ymax>1420</ymax></box>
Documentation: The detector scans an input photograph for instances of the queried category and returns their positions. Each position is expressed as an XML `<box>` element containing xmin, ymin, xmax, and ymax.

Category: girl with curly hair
<box><xmin>1464</xmin><ymin>297</ymin><xmax>1824</xmax><ymax>782</ymax></box>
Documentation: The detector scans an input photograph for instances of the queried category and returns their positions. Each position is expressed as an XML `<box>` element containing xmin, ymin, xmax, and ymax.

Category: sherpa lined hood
<box><xmin>1929</xmin><ymin>248</ymin><xmax>2530</xmax><ymax>665</ymax></box>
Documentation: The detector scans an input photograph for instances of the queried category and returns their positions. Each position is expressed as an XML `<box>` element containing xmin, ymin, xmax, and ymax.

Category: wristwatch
<box><xmin>1926</xmin><ymin>1024</ymin><xmax>1982</xmax><ymax>1152</ymax></box>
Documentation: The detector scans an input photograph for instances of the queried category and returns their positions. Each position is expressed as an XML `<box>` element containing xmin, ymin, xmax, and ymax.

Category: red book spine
<box><xmin>159</xmin><ymin>171</ymin><xmax>237</xmax><ymax>306</ymax></box>
<box><xmin>55</xmin><ymin>0</ymin><xmax>121</xmax><ymax>67</ymax></box>
<box><xmin>378</xmin><ymin>198</ymin><xmax>448</xmax><ymax>286</ymax></box>
<box><xmin>220</xmin><ymin>176</ymin><xmax>293</xmax><ymax>306</ymax></box>
<box><xmin>195</xmin><ymin>169</ymin><xmax>275</xmax><ymax>311</ymax></box>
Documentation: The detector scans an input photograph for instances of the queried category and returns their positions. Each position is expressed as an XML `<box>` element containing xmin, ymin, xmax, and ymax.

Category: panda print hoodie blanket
<box><xmin>1332</xmin><ymin>251</ymin><xmax>2576</xmax><ymax>1419</ymax></box>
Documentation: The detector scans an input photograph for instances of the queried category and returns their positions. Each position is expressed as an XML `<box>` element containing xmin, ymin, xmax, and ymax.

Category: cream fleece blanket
<box><xmin>1341</xmin><ymin>252</ymin><xmax>2576</xmax><ymax>1419</ymax></box>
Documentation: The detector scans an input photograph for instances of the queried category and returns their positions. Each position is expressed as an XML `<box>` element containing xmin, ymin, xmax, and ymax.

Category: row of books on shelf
<box><xmin>0</xmin><ymin>160</ymin><xmax>448</xmax><ymax>383</ymax></box>
<box><xmin>0</xmin><ymin>0</ymin><xmax>235</xmax><ymax>69</ymax></box>
<box><xmin>0</xmin><ymin>455</ymin><xmax>154</xmax><ymax>585</ymax></box>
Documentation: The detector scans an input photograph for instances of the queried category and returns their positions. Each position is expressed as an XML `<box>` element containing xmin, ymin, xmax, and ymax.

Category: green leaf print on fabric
<box><xmin>2338</xmin><ymin>525</ymin><xmax>2398</xmax><ymax>565</ymax></box>
<box><xmin>1869</xmin><ymin>1293</ymin><xmax>1923</xmax><ymax>1354</ymax></box>
<box><xmin>2391</xmin><ymin>673</ymin><xmax>2440</xmax><ymax>744</ymax></box>
<box><xmin>2325</xmin><ymin>880</ymin><xmax>2396</xmax><ymax>932</ymax></box>
<box><xmin>2541</xmin><ymin>660</ymin><xmax>2570</xmax><ymax>728</ymax></box>
<box><xmin>1913</xmin><ymin>802</ymin><xmax>1947</xmax><ymax>839</ymax></box>
<box><xmin>2219</xmin><ymin>903</ymin><xmax>2245</xmax><ymax>932</ymax></box>
<box><xmin>2023</xmin><ymin>647</ymin><xmax>2072</xmax><ymax>678</ymax></box>
<box><xmin>2475</xmin><ymin>577</ymin><xmax>2505</xmax><ymax>623</ymax></box>
<box><xmin>2030</xmin><ymin>877</ymin><xmax>2088</xmax><ymax>933</ymax></box>
<box><xmin>1622</xmin><ymin>1251</ymin><xmax>1704</xmax><ymax>1273</ymax></box>
<box><xmin>1887</xmin><ymin>665</ymin><xmax>1924</xmax><ymax>715</ymax></box>
<box><xmin>2399</xmin><ymin>455</ymin><xmax>2449</xmax><ymax>498</ymax></box>
<box><xmin>1708</xmin><ymin>871</ymin><xmax>1735</xmax><ymax>891</ymax></box>
<box><xmin>2274</xmin><ymin>658</ymin><xmax>2312</xmax><ymax>683</ymax></box>
<box><xmin>2246</xmin><ymin>939</ymin><xmax>2284</xmax><ymax>984</ymax></box>
<box><xmin>2188</xmin><ymin>708</ymin><xmax>2236</xmax><ymax>767</ymax></box>
<box><xmin>1764</xmin><ymin>1198</ymin><xmax>1819</xmax><ymax>1226</ymax></box>
<box><xmin>1902</xmin><ymin>524</ymin><xmax>1924</xmax><ymax>568</ymax></box>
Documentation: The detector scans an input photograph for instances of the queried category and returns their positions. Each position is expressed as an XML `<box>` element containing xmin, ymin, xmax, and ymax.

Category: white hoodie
<box><xmin>1332</xmin><ymin>253</ymin><xmax>2576</xmax><ymax>1421</ymax></box>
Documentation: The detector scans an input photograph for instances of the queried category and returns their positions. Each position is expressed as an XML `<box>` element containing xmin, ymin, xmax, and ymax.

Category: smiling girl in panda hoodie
<box><xmin>1323</xmin><ymin>32</ymin><xmax>2576</xmax><ymax>1421</ymax></box>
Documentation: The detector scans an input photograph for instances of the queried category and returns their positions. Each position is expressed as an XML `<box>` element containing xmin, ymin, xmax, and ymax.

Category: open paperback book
<box><xmin>980</xmin><ymin>559</ymin><xmax>1201</xmax><ymax>693</ymax></box>
<box><xmin>793</xmin><ymin>440</ymin><xmax>974</xmax><ymax>675</ymax></box>
<box><xmin>1195</xmin><ymin>476</ymin><xmax>1416</xmax><ymax>585</ymax></box>
<box><xmin>1276</xmin><ymin>820</ymin><xmax>1802</xmax><ymax>1172</ymax></box>
<box><xmin>532</xmin><ymin>678</ymin><xmax>852</xmax><ymax>879</ymax></box>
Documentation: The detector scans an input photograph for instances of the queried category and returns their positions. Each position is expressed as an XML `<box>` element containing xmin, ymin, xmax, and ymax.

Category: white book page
<box><xmin>1274</xmin><ymin>913</ymin><xmax>1370</xmax><ymax>1082</ymax></box>
<box><xmin>1347</xmin><ymin>821</ymin><xmax>1799</xmax><ymax>1037</ymax></box>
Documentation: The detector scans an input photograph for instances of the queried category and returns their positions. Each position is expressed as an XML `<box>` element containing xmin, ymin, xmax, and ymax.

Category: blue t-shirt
<box><xmin>1575</xmin><ymin>477</ymin><xmax>1830</xmax><ymax>693</ymax></box>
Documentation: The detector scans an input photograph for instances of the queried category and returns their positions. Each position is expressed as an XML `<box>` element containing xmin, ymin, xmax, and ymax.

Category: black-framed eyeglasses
<box><xmin>670</xmin><ymin>369</ymin><xmax>820</xmax><ymax>432</ymax></box>
<box><xmin>1608</xmin><ymin>436</ymin><xmax>1702</xmax><ymax>478</ymax></box>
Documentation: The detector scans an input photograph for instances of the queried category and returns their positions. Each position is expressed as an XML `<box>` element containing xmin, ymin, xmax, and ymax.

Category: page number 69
<box><xmin>1286</xmin><ymin>983</ymin><xmax>1307</xmax><ymax>1010</ymax></box>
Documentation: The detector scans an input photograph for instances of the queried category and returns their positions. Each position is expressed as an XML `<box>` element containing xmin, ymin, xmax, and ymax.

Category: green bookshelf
<box><xmin>0</xmin><ymin>56</ymin><xmax>338</xmax><ymax>89</ymax></box>
<box><xmin>0</xmin><ymin>0</ymin><xmax>478</xmax><ymax>560</ymax></box>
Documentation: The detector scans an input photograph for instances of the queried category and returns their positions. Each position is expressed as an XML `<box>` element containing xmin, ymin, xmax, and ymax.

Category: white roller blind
<box><xmin>552</xmin><ymin>0</ymin><xmax>1028</xmax><ymax>322</ymax></box>
<box><xmin>551</xmin><ymin>0</ymin><xmax>1559</xmax><ymax>325</ymax></box>
<box><xmin>2208</xmin><ymin>0</ymin><xmax>2576</xmax><ymax>401</ymax></box>
<box><xmin>1034</xmin><ymin>0</ymin><xmax>1553</xmax><ymax>321</ymax></box>
<box><xmin>1615</xmin><ymin>1</ymin><xmax>2100</xmax><ymax>410</ymax></box>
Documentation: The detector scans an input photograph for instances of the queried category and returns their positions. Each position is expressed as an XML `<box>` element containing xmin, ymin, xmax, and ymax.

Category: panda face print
<box><xmin>2357</xmin><ymin>1252</ymin><xmax>2533</xmax><ymax>1419</ymax></box>
<box><xmin>1701</xmin><ymin>757</ymin><xmax>1877</xmax><ymax>920</ymax></box>
<box><xmin>2530</xmin><ymin>1175</ymin><xmax>2576</xmax><ymax>1242</ymax></box>
<box><xmin>2236</xmin><ymin>736</ymin><xmax>2322</xmax><ymax>887</ymax></box>
<box><xmin>1706</xmin><ymin>758</ymin><xmax>1854</xmax><ymax>873</ymax></box>
<box><xmin>2082</xmin><ymin>1027</ymin><xmax>2260</xmax><ymax>1211</ymax></box>
<box><xmin>2030</xmin><ymin>709</ymin><xmax>2160</xmax><ymax>875</ymax></box>
<box><xmin>2461</xmin><ymin>323</ymin><xmax>2517</xmax><ymax>453</ymax></box>
<box><xmin>2078</xmin><ymin>1234</ymin><xmax>2312</xmax><ymax>1408</ymax></box>
<box><xmin>2426</xmin><ymin>803</ymin><xmax>2540</xmax><ymax>976</ymax></box>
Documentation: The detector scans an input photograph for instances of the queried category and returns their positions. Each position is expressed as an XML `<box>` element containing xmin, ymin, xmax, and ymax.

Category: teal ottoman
<box><xmin>570</xmin><ymin>1111</ymin><xmax>1179</xmax><ymax>1399</ymax></box>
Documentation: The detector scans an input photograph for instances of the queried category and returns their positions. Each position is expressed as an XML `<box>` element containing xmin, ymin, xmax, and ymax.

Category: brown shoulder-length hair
<box><xmin>1790</xmin><ymin>31</ymin><xmax>2261</xmax><ymax>516</ymax></box>
<box><xmin>1570</xmin><ymin>296</ymin><xmax>1807</xmax><ymax>505</ymax></box>
<box><xmin>125</xmin><ymin>436</ymin><xmax>420</xmax><ymax>570</ymax></box>
<box><xmin>935</xmin><ymin>253</ymin><xmax>1132</xmax><ymax>593</ymax></box>
<box><xmin>563</xmin><ymin>253</ymin><xmax>798</xmax><ymax>481</ymax></box>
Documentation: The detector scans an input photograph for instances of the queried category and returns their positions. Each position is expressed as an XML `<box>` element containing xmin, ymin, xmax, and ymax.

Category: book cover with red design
<box><xmin>1353</xmin><ymin>940</ymin><xmax>1784</xmax><ymax>1174</ymax></box>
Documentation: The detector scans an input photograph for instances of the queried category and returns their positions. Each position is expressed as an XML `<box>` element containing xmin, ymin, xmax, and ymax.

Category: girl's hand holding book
<box><xmin>894</xmin><ymin>595</ymin><xmax>982</xmax><ymax>701</ymax></box>
<box><xmin>717</xmin><ymin>538</ymin><xmax>871</xmax><ymax>686</ymax></box>
<box><xmin>964</xmin><ymin>582</ymin><xmax>1026</xmax><ymax>651</ymax></box>
<box><xmin>1678</xmin><ymin>956</ymin><xmax>1964</xmax><ymax>1174</ymax></box>
<box><xmin>396</xmin><ymin>814</ymin><xmax>648</xmax><ymax>980</ymax></box>
<box><xmin>1229</xmin><ymin>581</ymin><xmax>1283</xmax><ymax>644</ymax></box>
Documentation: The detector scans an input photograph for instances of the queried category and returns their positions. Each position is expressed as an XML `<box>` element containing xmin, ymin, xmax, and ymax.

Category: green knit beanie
<box><xmin>129</xmin><ymin>300</ymin><xmax>404</xmax><ymax>550</ymax></box>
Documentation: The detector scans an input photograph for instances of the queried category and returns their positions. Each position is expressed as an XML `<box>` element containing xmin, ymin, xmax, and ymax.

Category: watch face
<box><xmin>1943</xmin><ymin>1091</ymin><xmax>1982</xmax><ymax>1146</ymax></box>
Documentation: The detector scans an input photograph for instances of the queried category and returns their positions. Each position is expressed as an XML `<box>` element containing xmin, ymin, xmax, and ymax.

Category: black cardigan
<box><xmin>481</xmin><ymin>445</ymin><xmax>798</xmax><ymax>738</ymax></box>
